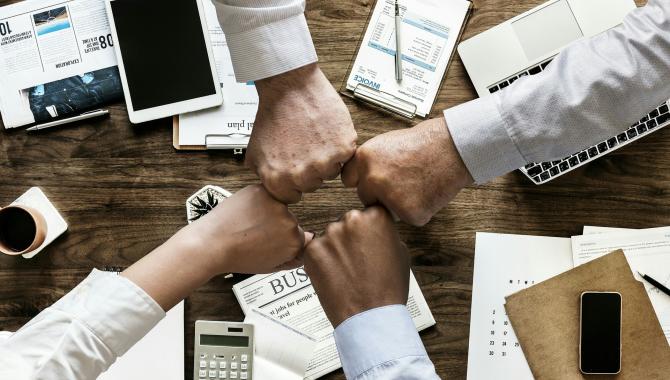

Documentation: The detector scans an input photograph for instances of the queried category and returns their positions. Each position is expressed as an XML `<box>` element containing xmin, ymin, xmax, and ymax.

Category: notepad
<box><xmin>342</xmin><ymin>0</ymin><xmax>471</xmax><ymax>118</ymax></box>
<box><xmin>505</xmin><ymin>250</ymin><xmax>670</xmax><ymax>379</ymax></box>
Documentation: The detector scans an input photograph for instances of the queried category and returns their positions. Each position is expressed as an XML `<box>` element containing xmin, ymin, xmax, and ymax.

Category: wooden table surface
<box><xmin>0</xmin><ymin>0</ymin><xmax>657</xmax><ymax>379</ymax></box>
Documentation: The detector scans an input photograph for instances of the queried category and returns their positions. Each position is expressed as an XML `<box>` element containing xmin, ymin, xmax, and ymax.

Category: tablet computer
<box><xmin>106</xmin><ymin>0</ymin><xmax>222</xmax><ymax>124</ymax></box>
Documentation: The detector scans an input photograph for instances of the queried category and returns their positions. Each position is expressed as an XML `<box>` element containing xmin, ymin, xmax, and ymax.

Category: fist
<box><xmin>304</xmin><ymin>207</ymin><xmax>409</xmax><ymax>327</ymax></box>
<box><xmin>341</xmin><ymin>118</ymin><xmax>473</xmax><ymax>226</ymax></box>
<box><xmin>248</xmin><ymin>64</ymin><xmax>357</xmax><ymax>203</ymax></box>
<box><xmin>186</xmin><ymin>185</ymin><xmax>311</xmax><ymax>274</ymax></box>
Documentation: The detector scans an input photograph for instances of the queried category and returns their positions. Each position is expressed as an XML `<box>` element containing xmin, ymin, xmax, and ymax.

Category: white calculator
<box><xmin>194</xmin><ymin>321</ymin><xmax>254</xmax><ymax>380</ymax></box>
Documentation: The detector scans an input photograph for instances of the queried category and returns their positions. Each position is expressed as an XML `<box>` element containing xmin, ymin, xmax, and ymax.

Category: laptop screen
<box><xmin>512</xmin><ymin>0</ymin><xmax>584</xmax><ymax>61</ymax></box>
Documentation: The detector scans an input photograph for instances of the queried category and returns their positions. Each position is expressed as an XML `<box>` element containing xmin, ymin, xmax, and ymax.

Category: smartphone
<box><xmin>579</xmin><ymin>292</ymin><xmax>622</xmax><ymax>374</ymax></box>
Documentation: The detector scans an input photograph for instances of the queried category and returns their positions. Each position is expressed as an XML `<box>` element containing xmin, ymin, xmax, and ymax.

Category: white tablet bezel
<box><xmin>105</xmin><ymin>0</ymin><xmax>222</xmax><ymax>124</ymax></box>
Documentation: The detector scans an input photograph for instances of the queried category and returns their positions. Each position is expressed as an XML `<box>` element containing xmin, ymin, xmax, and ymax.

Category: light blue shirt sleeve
<box><xmin>333</xmin><ymin>305</ymin><xmax>441</xmax><ymax>380</ymax></box>
<box><xmin>444</xmin><ymin>0</ymin><xmax>670</xmax><ymax>183</ymax></box>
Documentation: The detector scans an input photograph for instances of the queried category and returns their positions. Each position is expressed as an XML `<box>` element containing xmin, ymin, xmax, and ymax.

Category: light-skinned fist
<box><xmin>342</xmin><ymin>117</ymin><xmax>474</xmax><ymax>226</ymax></box>
<box><xmin>248</xmin><ymin>64</ymin><xmax>357</xmax><ymax>204</ymax></box>
<box><xmin>181</xmin><ymin>185</ymin><xmax>313</xmax><ymax>274</ymax></box>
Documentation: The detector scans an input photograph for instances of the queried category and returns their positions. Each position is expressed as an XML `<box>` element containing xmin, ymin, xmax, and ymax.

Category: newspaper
<box><xmin>233</xmin><ymin>268</ymin><xmax>436</xmax><ymax>379</ymax></box>
<box><xmin>0</xmin><ymin>0</ymin><xmax>121</xmax><ymax>128</ymax></box>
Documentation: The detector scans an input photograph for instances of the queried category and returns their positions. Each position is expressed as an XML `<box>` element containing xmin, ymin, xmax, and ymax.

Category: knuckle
<box><xmin>343</xmin><ymin>209</ymin><xmax>363</xmax><ymax>224</ymax></box>
<box><xmin>325</xmin><ymin>222</ymin><xmax>342</xmax><ymax>236</ymax></box>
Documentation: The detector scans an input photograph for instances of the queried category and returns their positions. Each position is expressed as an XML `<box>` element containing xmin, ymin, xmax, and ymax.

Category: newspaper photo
<box><xmin>0</xmin><ymin>0</ymin><xmax>121</xmax><ymax>128</ymax></box>
<box><xmin>233</xmin><ymin>268</ymin><xmax>436</xmax><ymax>379</ymax></box>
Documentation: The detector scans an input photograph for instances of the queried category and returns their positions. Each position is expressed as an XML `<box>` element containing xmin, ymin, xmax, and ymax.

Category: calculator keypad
<box><xmin>198</xmin><ymin>354</ymin><xmax>249</xmax><ymax>379</ymax></box>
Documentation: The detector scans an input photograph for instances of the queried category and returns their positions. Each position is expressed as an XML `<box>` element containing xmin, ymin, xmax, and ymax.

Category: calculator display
<box><xmin>200</xmin><ymin>334</ymin><xmax>249</xmax><ymax>347</ymax></box>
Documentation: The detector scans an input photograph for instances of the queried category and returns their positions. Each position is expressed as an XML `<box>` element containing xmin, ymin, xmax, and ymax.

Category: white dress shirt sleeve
<box><xmin>444</xmin><ymin>0</ymin><xmax>670</xmax><ymax>183</ymax></box>
<box><xmin>0</xmin><ymin>269</ymin><xmax>165</xmax><ymax>380</ymax></box>
<box><xmin>211</xmin><ymin>0</ymin><xmax>318</xmax><ymax>82</ymax></box>
<box><xmin>333</xmin><ymin>305</ymin><xmax>440</xmax><ymax>380</ymax></box>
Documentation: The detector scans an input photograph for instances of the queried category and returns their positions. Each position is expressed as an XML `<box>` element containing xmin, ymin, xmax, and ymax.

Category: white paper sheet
<box><xmin>345</xmin><ymin>0</ymin><xmax>470</xmax><ymax>117</ymax></box>
<box><xmin>98</xmin><ymin>301</ymin><xmax>184</xmax><ymax>380</ymax></box>
<box><xmin>572</xmin><ymin>227</ymin><xmax>670</xmax><ymax>344</ymax></box>
<box><xmin>178</xmin><ymin>0</ymin><xmax>258</xmax><ymax>147</ymax></box>
<box><xmin>467</xmin><ymin>232</ymin><xmax>574</xmax><ymax>380</ymax></box>
<box><xmin>245</xmin><ymin>309</ymin><xmax>317</xmax><ymax>380</ymax></box>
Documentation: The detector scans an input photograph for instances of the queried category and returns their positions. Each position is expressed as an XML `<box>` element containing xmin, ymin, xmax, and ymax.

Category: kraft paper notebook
<box><xmin>505</xmin><ymin>250</ymin><xmax>670</xmax><ymax>379</ymax></box>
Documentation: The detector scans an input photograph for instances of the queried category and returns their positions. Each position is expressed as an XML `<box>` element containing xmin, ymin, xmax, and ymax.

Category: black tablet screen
<box><xmin>110</xmin><ymin>0</ymin><xmax>216</xmax><ymax>111</ymax></box>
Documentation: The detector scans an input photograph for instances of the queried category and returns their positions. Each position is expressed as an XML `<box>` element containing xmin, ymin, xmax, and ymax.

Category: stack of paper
<box><xmin>467</xmin><ymin>229</ymin><xmax>670</xmax><ymax>380</ymax></box>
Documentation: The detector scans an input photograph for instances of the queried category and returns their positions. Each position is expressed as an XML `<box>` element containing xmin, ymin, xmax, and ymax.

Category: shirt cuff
<box><xmin>51</xmin><ymin>269</ymin><xmax>165</xmax><ymax>357</ymax></box>
<box><xmin>222</xmin><ymin>14</ymin><xmax>317</xmax><ymax>82</ymax></box>
<box><xmin>443</xmin><ymin>95</ymin><xmax>528</xmax><ymax>184</ymax></box>
<box><xmin>334</xmin><ymin>305</ymin><xmax>428</xmax><ymax>379</ymax></box>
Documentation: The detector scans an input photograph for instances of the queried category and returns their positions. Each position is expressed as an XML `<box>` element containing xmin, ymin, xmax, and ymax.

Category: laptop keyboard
<box><xmin>487</xmin><ymin>58</ymin><xmax>670</xmax><ymax>185</ymax></box>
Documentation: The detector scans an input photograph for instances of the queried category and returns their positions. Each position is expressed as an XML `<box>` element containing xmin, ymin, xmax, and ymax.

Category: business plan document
<box><xmin>572</xmin><ymin>227</ymin><xmax>670</xmax><ymax>344</ymax></box>
<box><xmin>468</xmin><ymin>232</ymin><xmax>574</xmax><ymax>380</ymax></box>
<box><xmin>178</xmin><ymin>0</ymin><xmax>258</xmax><ymax>147</ymax></box>
<box><xmin>345</xmin><ymin>0</ymin><xmax>470</xmax><ymax>117</ymax></box>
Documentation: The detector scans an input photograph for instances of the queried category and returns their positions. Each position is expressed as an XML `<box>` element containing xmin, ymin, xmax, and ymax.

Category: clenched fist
<box><xmin>248</xmin><ymin>64</ymin><xmax>358</xmax><ymax>203</ymax></box>
<box><xmin>181</xmin><ymin>185</ymin><xmax>312</xmax><ymax>274</ymax></box>
<box><xmin>342</xmin><ymin>117</ymin><xmax>474</xmax><ymax>226</ymax></box>
<box><xmin>304</xmin><ymin>207</ymin><xmax>410</xmax><ymax>327</ymax></box>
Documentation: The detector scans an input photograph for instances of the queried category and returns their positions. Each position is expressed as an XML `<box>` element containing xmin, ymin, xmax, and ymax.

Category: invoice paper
<box><xmin>346</xmin><ymin>0</ymin><xmax>470</xmax><ymax>117</ymax></box>
<box><xmin>178</xmin><ymin>0</ymin><xmax>258</xmax><ymax>147</ymax></box>
<box><xmin>572</xmin><ymin>227</ymin><xmax>670</xmax><ymax>344</ymax></box>
<box><xmin>468</xmin><ymin>232</ymin><xmax>573</xmax><ymax>380</ymax></box>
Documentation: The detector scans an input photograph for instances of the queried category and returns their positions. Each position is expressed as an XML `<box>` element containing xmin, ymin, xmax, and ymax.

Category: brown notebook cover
<box><xmin>505</xmin><ymin>250</ymin><xmax>670</xmax><ymax>379</ymax></box>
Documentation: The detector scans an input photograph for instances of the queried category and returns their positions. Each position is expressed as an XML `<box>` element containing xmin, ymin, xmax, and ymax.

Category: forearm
<box><xmin>445</xmin><ymin>0</ymin><xmax>670</xmax><ymax>183</ymax></box>
<box><xmin>212</xmin><ymin>0</ymin><xmax>317</xmax><ymax>82</ymax></box>
<box><xmin>122</xmin><ymin>226</ymin><xmax>219</xmax><ymax>311</ymax></box>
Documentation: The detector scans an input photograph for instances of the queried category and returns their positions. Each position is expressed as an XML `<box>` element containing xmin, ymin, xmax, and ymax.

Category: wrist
<box><xmin>169</xmin><ymin>225</ymin><xmax>229</xmax><ymax>278</ymax></box>
<box><xmin>255</xmin><ymin>63</ymin><xmax>320</xmax><ymax>96</ymax></box>
<box><xmin>432</xmin><ymin>117</ymin><xmax>474</xmax><ymax>187</ymax></box>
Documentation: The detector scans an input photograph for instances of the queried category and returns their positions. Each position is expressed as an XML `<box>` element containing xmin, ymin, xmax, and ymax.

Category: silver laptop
<box><xmin>458</xmin><ymin>0</ymin><xmax>670</xmax><ymax>184</ymax></box>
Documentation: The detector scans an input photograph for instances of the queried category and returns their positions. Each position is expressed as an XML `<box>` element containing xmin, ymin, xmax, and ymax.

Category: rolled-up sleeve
<box><xmin>0</xmin><ymin>270</ymin><xmax>165</xmax><ymax>380</ymax></box>
<box><xmin>212</xmin><ymin>0</ymin><xmax>318</xmax><ymax>82</ymax></box>
<box><xmin>334</xmin><ymin>305</ymin><xmax>440</xmax><ymax>380</ymax></box>
<box><xmin>445</xmin><ymin>0</ymin><xmax>670</xmax><ymax>183</ymax></box>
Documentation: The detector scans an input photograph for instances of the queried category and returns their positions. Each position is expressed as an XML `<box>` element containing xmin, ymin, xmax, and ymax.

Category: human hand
<box><xmin>249</xmin><ymin>63</ymin><xmax>358</xmax><ymax>203</ymax></box>
<box><xmin>303</xmin><ymin>206</ymin><xmax>409</xmax><ymax>327</ymax></box>
<box><xmin>341</xmin><ymin>117</ymin><xmax>474</xmax><ymax>226</ymax></box>
<box><xmin>180</xmin><ymin>185</ymin><xmax>312</xmax><ymax>274</ymax></box>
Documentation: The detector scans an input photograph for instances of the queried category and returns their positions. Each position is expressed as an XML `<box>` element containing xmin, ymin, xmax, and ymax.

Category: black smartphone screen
<box><xmin>110</xmin><ymin>0</ymin><xmax>216</xmax><ymax>111</ymax></box>
<box><xmin>580</xmin><ymin>292</ymin><xmax>622</xmax><ymax>374</ymax></box>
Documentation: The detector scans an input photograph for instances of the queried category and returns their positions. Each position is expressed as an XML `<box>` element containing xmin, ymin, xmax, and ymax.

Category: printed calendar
<box><xmin>467</xmin><ymin>233</ymin><xmax>573</xmax><ymax>380</ymax></box>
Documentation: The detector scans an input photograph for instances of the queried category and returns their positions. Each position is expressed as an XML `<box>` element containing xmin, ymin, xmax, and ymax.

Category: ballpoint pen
<box><xmin>638</xmin><ymin>271</ymin><xmax>670</xmax><ymax>298</ymax></box>
<box><xmin>26</xmin><ymin>109</ymin><xmax>110</xmax><ymax>132</ymax></box>
<box><xmin>395</xmin><ymin>0</ymin><xmax>403</xmax><ymax>82</ymax></box>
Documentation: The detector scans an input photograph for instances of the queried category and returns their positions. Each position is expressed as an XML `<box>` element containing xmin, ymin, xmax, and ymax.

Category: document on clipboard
<box><xmin>341</xmin><ymin>0</ymin><xmax>471</xmax><ymax>118</ymax></box>
<box><xmin>173</xmin><ymin>0</ymin><xmax>258</xmax><ymax>151</ymax></box>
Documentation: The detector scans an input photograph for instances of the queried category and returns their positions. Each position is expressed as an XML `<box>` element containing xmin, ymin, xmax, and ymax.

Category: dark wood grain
<box><xmin>0</xmin><ymin>0</ymin><xmax>656</xmax><ymax>379</ymax></box>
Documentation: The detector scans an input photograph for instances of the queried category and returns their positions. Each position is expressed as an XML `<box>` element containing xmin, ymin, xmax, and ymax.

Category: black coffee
<box><xmin>0</xmin><ymin>208</ymin><xmax>37</xmax><ymax>252</ymax></box>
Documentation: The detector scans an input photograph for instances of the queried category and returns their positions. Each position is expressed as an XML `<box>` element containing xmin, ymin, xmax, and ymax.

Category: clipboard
<box><xmin>505</xmin><ymin>250</ymin><xmax>670</xmax><ymax>379</ymax></box>
<box><xmin>340</xmin><ymin>0</ymin><xmax>472</xmax><ymax>119</ymax></box>
<box><xmin>173</xmin><ymin>115</ymin><xmax>248</xmax><ymax>154</ymax></box>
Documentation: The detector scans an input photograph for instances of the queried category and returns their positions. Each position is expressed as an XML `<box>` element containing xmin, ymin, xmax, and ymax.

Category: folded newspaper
<box><xmin>233</xmin><ymin>268</ymin><xmax>436</xmax><ymax>379</ymax></box>
<box><xmin>0</xmin><ymin>0</ymin><xmax>122</xmax><ymax>128</ymax></box>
